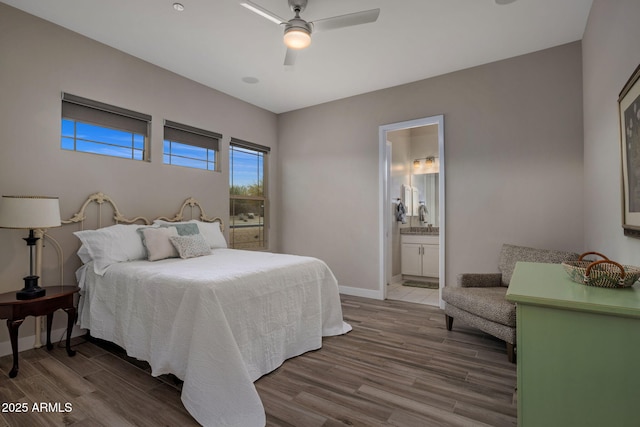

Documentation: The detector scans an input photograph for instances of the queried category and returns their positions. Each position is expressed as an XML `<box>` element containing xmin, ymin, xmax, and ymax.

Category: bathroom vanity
<box><xmin>400</xmin><ymin>231</ymin><xmax>439</xmax><ymax>278</ymax></box>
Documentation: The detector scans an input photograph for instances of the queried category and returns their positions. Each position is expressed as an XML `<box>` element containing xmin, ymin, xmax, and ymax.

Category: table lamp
<box><xmin>0</xmin><ymin>196</ymin><xmax>61</xmax><ymax>299</ymax></box>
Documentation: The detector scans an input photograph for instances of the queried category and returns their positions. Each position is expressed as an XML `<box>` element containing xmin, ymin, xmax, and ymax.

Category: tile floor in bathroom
<box><xmin>387</xmin><ymin>279</ymin><xmax>440</xmax><ymax>306</ymax></box>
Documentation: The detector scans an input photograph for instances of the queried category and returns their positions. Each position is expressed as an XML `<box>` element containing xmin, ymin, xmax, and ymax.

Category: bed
<box><xmin>67</xmin><ymin>193</ymin><xmax>351</xmax><ymax>427</ymax></box>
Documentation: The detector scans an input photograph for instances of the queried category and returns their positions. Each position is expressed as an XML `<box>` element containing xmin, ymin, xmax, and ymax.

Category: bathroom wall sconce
<box><xmin>413</xmin><ymin>156</ymin><xmax>437</xmax><ymax>169</ymax></box>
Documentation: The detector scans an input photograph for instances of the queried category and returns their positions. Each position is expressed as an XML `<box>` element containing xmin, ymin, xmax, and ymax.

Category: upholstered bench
<box><xmin>442</xmin><ymin>244</ymin><xmax>578</xmax><ymax>362</ymax></box>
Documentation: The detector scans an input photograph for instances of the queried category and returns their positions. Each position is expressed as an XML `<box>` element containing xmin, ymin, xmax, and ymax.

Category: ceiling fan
<box><xmin>240</xmin><ymin>0</ymin><xmax>380</xmax><ymax>66</ymax></box>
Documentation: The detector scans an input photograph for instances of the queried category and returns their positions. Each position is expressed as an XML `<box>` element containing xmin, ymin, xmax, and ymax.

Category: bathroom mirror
<box><xmin>411</xmin><ymin>172</ymin><xmax>439</xmax><ymax>227</ymax></box>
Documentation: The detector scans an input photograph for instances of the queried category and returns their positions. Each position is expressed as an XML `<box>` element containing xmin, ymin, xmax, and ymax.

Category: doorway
<box><xmin>379</xmin><ymin>115</ymin><xmax>444</xmax><ymax>308</ymax></box>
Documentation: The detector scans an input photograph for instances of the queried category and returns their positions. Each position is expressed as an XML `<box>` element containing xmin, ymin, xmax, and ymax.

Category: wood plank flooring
<box><xmin>0</xmin><ymin>296</ymin><xmax>516</xmax><ymax>426</ymax></box>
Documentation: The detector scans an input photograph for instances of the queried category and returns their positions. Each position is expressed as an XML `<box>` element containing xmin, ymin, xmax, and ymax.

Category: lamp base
<box><xmin>16</xmin><ymin>276</ymin><xmax>46</xmax><ymax>300</ymax></box>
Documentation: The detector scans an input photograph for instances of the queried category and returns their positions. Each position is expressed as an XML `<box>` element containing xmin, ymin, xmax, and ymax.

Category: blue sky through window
<box><xmin>61</xmin><ymin>118</ymin><xmax>144</xmax><ymax>160</ymax></box>
<box><xmin>63</xmin><ymin>119</ymin><xmax>266</xmax><ymax>181</ymax></box>
<box><xmin>231</xmin><ymin>146</ymin><xmax>264</xmax><ymax>189</ymax></box>
<box><xmin>163</xmin><ymin>140</ymin><xmax>216</xmax><ymax>170</ymax></box>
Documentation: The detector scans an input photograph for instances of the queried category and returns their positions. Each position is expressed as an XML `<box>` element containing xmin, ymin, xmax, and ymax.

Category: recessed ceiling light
<box><xmin>242</xmin><ymin>77</ymin><xmax>260</xmax><ymax>84</ymax></box>
<box><xmin>495</xmin><ymin>0</ymin><xmax>517</xmax><ymax>4</ymax></box>
<box><xmin>173</xmin><ymin>3</ymin><xmax>185</xmax><ymax>12</ymax></box>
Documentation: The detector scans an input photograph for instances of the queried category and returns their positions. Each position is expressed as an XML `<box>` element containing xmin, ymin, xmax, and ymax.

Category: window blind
<box><xmin>164</xmin><ymin>120</ymin><xmax>221</xmax><ymax>151</ymax></box>
<box><xmin>230</xmin><ymin>137</ymin><xmax>270</xmax><ymax>153</ymax></box>
<box><xmin>61</xmin><ymin>93</ymin><xmax>150</xmax><ymax>135</ymax></box>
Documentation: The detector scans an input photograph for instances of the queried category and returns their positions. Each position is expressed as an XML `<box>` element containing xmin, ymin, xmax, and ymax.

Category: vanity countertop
<box><xmin>400</xmin><ymin>227</ymin><xmax>439</xmax><ymax>236</ymax></box>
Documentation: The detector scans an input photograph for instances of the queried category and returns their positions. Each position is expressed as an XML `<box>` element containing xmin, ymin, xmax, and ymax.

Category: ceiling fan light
<box><xmin>284</xmin><ymin>28</ymin><xmax>311</xmax><ymax>50</ymax></box>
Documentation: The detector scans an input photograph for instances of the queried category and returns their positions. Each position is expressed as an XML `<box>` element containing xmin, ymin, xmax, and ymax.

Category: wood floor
<box><xmin>0</xmin><ymin>296</ymin><xmax>516</xmax><ymax>426</ymax></box>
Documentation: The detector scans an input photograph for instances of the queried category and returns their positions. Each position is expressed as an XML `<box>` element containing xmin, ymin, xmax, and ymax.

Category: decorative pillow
<box><xmin>141</xmin><ymin>226</ymin><xmax>179</xmax><ymax>261</ymax></box>
<box><xmin>74</xmin><ymin>224</ymin><xmax>147</xmax><ymax>275</ymax></box>
<box><xmin>154</xmin><ymin>220</ymin><xmax>189</xmax><ymax>226</ymax></box>
<box><xmin>170</xmin><ymin>234</ymin><xmax>212</xmax><ymax>259</ymax></box>
<box><xmin>136</xmin><ymin>225</ymin><xmax>160</xmax><ymax>258</ymax></box>
<box><xmin>160</xmin><ymin>222</ymin><xmax>199</xmax><ymax>236</ymax></box>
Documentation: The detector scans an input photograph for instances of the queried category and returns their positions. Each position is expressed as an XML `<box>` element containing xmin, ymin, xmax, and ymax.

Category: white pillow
<box><xmin>141</xmin><ymin>226</ymin><xmax>179</xmax><ymax>261</ymax></box>
<box><xmin>170</xmin><ymin>234</ymin><xmax>211</xmax><ymax>259</ymax></box>
<box><xmin>188</xmin><ymin>220</ymin><xmax>227</xmax><ymax>249</ymax></box>
<box><xmin>77</xmin><ymin>245</ymin><xmax>92</xmax><ymax>264</ymax></box>
<box><xmin>74</xmin><ymin>224</ymin><xmax>147</xmax><ymax>275</ymax></box>
<box><xmin>153</xmin><ymin>219</ymin><xmax>227</xmax><ymax>249</ymax></box>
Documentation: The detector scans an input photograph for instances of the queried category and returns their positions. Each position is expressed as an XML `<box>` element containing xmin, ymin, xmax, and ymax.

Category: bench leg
<box><xmin>445</xmin><ymin>314</ymin><xmax>453</xmax><ymax>331</ymax></box>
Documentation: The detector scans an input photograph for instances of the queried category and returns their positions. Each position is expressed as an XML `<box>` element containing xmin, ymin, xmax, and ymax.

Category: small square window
<box><xmin>163</xmin><ymin>121</ymin><xmax>220</xmax><ymax>171</ymax></box>
<box><xmin>60</xmin><ymin>94</ymin><xmax>150</xmax><ymax>161</ymax></box>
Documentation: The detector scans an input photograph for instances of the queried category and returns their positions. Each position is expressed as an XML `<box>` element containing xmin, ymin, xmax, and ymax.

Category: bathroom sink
<box><xmin>400</xmin><ymin>227</ymin><xmax>439</xmax><ymax>235</ymax></box>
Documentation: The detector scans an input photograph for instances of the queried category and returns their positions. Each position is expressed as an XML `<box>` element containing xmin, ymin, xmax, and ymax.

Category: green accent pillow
<box><xmin>160</xmin><ymin>222</ymin><xmax>199</xmax><ymax>236</ymax></box>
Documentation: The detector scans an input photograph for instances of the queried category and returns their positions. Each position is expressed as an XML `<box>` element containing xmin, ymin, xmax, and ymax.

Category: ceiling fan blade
<box><xmin>310</xmin><ymin>8</ymin><xmax>380</xmax><ymax>33</ymax></box>
<box><xmin>240</xmin><ymin>1</ymin><xmax>286</xmax><ymax>25</ymax></box>
<box><xmin>284</xmin><ymin>48</ymin><xmax>298</xmax><ymax>66</ymax></box>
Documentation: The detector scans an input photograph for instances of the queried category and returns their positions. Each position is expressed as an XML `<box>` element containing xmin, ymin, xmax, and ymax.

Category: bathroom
<box><xmin>387</xmin><ymin>123</ymin><xmax>441</xmax><ymax>305</ymax></box>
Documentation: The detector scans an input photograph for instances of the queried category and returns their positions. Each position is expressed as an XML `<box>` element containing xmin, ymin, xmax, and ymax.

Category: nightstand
<box><xmin>0</xmin><ymin>285</ymin><xmax>79</xmax><ymax>378</ymax></box>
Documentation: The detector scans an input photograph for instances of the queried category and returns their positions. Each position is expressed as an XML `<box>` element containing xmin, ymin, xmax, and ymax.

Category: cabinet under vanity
<box><xmin>400</xmin><ymin>233</ymin><xmax>439</xmax><ymax>278</ymax></box>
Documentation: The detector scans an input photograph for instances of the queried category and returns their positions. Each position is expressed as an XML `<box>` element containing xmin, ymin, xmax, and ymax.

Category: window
<box><xmin>229</xmin><ymin>138</ymin><xmax>270</xmax><ymax>250</ymax></box>
<box><xmin>61</xmin><ymin>93</ymin><xmax>151</xmax><ymax>160</ymax></box>
<box><xmin>163</xmin><ymin>120</ymin><xmax>221</xmax><ymax>171</ymax></box>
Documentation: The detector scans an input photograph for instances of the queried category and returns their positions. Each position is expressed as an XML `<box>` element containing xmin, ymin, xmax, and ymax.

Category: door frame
<box><xmin>378</xmin><ymin>115</ymin><xmax>445</xmax><ymax>307</ymax></box>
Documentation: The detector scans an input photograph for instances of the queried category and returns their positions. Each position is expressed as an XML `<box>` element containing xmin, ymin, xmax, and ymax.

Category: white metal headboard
<box><xmin>63</xmin><ymin>192</ymin><xmax>150</xmax><ymax>227</ymax></box>
<box><xmin>63</xmin><ymin>192</ymin><xmax>224</xmax><ymax>231</ymax></box>
<box><xmin>155</xmin><ymin>197</ymin><xmax>224</xmax><ymax>231</ymax></box>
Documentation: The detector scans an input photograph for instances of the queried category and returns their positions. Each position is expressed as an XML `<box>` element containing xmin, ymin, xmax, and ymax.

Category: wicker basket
<box><xmin>562</xmin><ymin>252</ymin><xmax>640</xmax><ymax>288</ymax></box>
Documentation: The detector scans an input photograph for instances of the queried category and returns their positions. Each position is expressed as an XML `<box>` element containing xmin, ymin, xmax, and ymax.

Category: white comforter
<box><xmin>77</xmin><ymin>249</ymin><xmax>352</xmax><ymax>427</ymax></box>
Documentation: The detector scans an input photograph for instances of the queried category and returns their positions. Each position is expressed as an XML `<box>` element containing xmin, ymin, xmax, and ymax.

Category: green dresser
<box><xmin>506</xmin><ymin>262</ymin><xmax>640</xmax><ymax>427</ymax></box>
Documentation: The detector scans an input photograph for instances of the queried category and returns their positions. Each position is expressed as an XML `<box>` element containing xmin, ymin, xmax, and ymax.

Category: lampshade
<box><xmin>284</xmin><ymin>28</ymin><xmax>311</xmax><ymax>50</ymax></box>
<box><xmin>0</xmin><ymin>196</ymin><xmax>61</xmax><ymax>229</ymax></box>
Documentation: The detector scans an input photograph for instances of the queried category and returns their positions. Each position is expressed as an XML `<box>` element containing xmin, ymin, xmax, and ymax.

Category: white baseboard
<box><xmin>339</xmin><ymin>285</ymin><xmax>383</xmax><ymax>300</ymax></box>
<box><xmin>0</xmin><ymin>325</ymin><xmax>86</xmax><ymax>358</ymax></box>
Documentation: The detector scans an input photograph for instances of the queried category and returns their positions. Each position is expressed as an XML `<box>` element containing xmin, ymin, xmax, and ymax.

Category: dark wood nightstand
<box><xmin>0</xmin><ymin>285</ymin><xmax>79</xmax><ymax>378</ymax></box>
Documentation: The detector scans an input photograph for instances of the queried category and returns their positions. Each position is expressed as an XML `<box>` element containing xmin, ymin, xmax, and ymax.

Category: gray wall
<box><xmin>278</xmin><ymin>41</ymin><xmax>585</xmax><ymax>295</ymax></box>
<box><xmin>0</xmin><ymin>4</ymin><xmax>278</xmax><ymax>346</ymax></box>
<box><xmin>582</xmin><ymin>0</ymin><xmax>640</xmax><ymax>264</ymax></box>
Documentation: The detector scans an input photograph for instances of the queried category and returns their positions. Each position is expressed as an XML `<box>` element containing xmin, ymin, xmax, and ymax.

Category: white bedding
<box><xmin>77</xmin><ymin>249</ymin><xmax>352</xmax><ymax>427</ymax></box>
